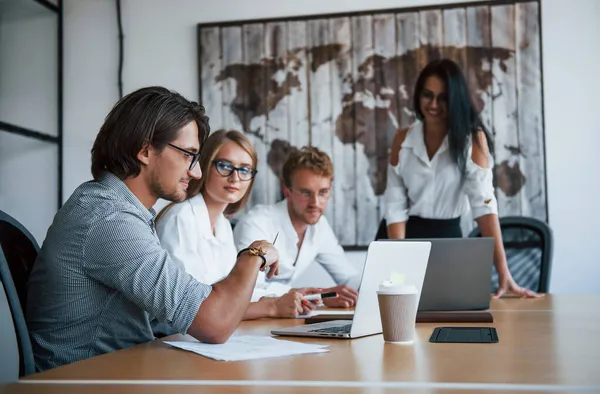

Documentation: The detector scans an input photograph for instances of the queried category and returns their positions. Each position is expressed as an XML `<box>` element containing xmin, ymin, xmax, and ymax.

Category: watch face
<box><xmin>250</xmin><ymin>247</ymin><xmax>265</xmax><ymax>256</ymax></box>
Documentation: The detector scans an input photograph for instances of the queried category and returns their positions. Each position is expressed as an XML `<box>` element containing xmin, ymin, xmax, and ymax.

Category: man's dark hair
<box><xmin>91</xmin><ymin>86</ymin><xmax>210</xmax><ymax>180</ymax></box>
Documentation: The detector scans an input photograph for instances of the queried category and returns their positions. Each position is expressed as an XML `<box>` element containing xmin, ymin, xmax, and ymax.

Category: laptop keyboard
<box><xmin>308</xmin><ymin>324</ymin><xmax>352</xmax><ymax>334</ymax></box>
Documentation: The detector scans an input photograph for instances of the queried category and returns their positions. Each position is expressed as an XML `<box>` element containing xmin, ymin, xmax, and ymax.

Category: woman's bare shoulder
<box><xmin>390</xmin><ymin>127</ymin><xmax>410</xmax><ymax>166</ymax></box>
<box><xmin>471</xmin><ymin>129</ymin><xmax>490</xmax><ymax>168</ymax></box>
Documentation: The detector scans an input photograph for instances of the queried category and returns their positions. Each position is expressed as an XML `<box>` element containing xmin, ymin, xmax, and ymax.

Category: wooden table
<box><xmin>6</xmin><ymin>295</ymin><xmax>600</xmax><ymax>393</ymax></box>
<box><xmin>0</xmin><ymin>384</ymin><xmax>588</xmax><ymax>394</ymax></box>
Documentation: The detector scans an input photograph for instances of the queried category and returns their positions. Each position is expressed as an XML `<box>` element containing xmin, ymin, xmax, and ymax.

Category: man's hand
<box><xmin>322</xmin><ymin>285</ymin><xmax>358</xmax><ymax>308</ymax></box>
<box><xmin>293</xmin><ymin>287</ymin><xmax>323</xmax><ymax>315</ymax></box>
<box><xmin>247</xmin><ymin>240</ymin><xmax>279</xmax><ymax>278</ymax></box>
<box><xmin>267</xmin><ymin>290</ymin><xmax>305</xmax><ymax>318</ymax></box>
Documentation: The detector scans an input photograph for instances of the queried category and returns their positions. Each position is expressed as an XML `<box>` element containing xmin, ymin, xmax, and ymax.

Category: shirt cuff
<box><xmin>471</xmin><ymin>197</ymin><xmax>499</xmax><ymax>219</ymax></box>
<box><xmin>386</xmin><ymin>204</ymin><xmax>409</xmax><ymax>224</ymax></box>
<box><xmin>464</xmin><ymin>159</ymin><xmax>498</xmax><ymax>219</ymax></box>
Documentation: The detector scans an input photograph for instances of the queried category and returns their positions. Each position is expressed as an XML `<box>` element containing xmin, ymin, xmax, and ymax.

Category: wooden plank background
<box><xmin>307</xmin><ymin>19</ymin><xmax>335</xmax><ymax>226</ymax></box>
<box><xmin>330</xmin><ymin>17</ymin><xmax>357</xmax><ymax>246</ymax></box>
<box><xmin>264</xmin><ymin>22</ymin><xmax>288</xmax><ymax>205</ymax></box>
<box><xmin>351</xmin><ymin>15</ymin><xmax>379</xmax><ymax>245</ymax></box>
<box><xmin>198</xmin><ymin>0</ymin><xmax>546</xmax><ymax>246</ymax></box>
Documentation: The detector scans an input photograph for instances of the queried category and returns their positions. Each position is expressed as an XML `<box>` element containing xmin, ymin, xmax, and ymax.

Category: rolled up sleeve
<box><xmin>464</xmin><ymin>155</ymin><xmax>498</xmax><ymax>219</ymax></box>
<box><xmin>83</xmin><ymin>211</ymin><xmax>211</xmax><ymax>334</ymax></box>
<box><xmin>384</xmin><ymin>164</ymin><xmax>409</xmax><ymax>224</ymax></box>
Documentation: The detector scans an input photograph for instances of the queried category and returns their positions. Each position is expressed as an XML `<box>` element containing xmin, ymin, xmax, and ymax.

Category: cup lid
<box><xmin>376</xmin><ymin>281</ymin><xmax>417</xmax><ymax>295</ymax></box>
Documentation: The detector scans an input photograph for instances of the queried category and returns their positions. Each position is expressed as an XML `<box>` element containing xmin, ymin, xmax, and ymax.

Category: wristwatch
<box><xmin>237</xmin><ymin>247</ymin><xmax>267</xmax><ymax>269</ymax></box>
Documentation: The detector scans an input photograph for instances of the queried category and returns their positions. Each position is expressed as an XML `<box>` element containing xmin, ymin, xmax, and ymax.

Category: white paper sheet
<box><xmin>164</xmin><ymin>335</ymin><xmax>329</xmax><ymax>361</ymax></box>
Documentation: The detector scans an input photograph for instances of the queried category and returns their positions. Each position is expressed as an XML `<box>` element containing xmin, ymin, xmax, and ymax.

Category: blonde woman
<box><xmin>156</xmin><ymin>130</ymin><xmax>319</xmax><ymax>319</ymax></box>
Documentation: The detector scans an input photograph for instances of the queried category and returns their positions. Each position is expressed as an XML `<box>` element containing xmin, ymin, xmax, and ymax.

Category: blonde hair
<box><xmin>281</xmin><ymin>146</ymin><xmax>334</xmax><ymax>187</ymax></box>
<box><xmin>156</xmin><ymin>130</ymin><xmax>258</xmax><ymax>222</ymax></box>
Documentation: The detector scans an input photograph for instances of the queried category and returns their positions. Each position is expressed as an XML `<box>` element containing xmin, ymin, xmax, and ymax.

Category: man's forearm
<box><xmin>188</xmin><ymin>254</ymin><xmax>262</xmax><ymax>343</ymax></box>
<box><xmin>243</xmin><ymin>298</ymin><xmax>275</xmax><ymax>320</ymax></box>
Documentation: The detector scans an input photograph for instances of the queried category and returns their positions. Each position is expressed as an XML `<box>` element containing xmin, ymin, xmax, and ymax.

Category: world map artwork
<box><xmin>199</xmin><ymin>2</ymin><xmax>547</xmax><ymax>246</ymax></box>
<box><xmin>215</xmin><ymin>44</ymin><xmax>518</xmax><ymax>195</ymax></box>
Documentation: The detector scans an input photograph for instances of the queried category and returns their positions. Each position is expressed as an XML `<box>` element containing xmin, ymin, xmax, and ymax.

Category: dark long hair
<box><xmin>91</xmin><ymin>86</ymin><xmax>210</xmax><ymax>180</ymax></box>
<box><xmin>412</xmin><ymin>59</ymin><xmax>494</xmax><ymax>175</ymax></box>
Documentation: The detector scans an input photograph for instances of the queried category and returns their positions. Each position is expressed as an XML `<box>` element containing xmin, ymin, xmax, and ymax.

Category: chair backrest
<box><xmin>374</xmin><ymin>219</ymin><xmax>389</xmax><ymax>241</ymax></box>
<box><xmin>0</xmin><ymin>245</ymin><xmax>36</xmax><ymax>376</ymax></box>
<box><xmin>0</xmin><ymin>277</ymin><xmax>20</xmax><ymax>382</ymax></box>
<box><xmin>469</xmin><ymin>216</ymin><xmax>553</xmax><ymax>293</ymax></box>
<box><xmin>0</xmin><ymin>210</ymin><xmax>40</xmax><ymax>312</ymax></box>
<box><xmin>0</xmin><ymin>210</ymin><xmax>39</xmax><ymax>376</ymax></box>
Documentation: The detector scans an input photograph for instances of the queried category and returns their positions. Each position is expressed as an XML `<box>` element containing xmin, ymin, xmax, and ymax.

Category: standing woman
<box><xmin>384</xmin><ymin>58</ymin><xmax>540</xmax><ymax>298</ymax></box>
<box><xmin>156</xmin><ymin>130</ymin><xmax>319</xmax><ymax>319</ymax></box>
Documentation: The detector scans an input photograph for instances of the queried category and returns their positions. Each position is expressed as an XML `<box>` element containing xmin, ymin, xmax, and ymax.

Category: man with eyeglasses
<box><xmin>233</xmin><ymin>146</ymin><xmax>359</xmax><ymax>308</ymax></box>
<box><xmin>26</xmin><ymin>87</ymin><xmax>280</xmax><ymax>371</ymax></box>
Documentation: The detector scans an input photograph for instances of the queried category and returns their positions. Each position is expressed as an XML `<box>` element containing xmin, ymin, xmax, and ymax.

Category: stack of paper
<box><xmin>164</xmin><ymin>335</ymin><xmax>329</xmax><ymax>361</ymax></box>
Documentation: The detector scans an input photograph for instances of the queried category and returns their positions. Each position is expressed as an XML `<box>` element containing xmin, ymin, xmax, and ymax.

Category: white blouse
<box><xmin>155</xmin><ymin>194</ymin><xmax>238</xmax><ymax>287</ymax></box>
<box><xmin>232</xmin><ymin>199</ymin><xmax>358</xmax><ymax>299</ymax></box>
<box><xmin>384</xmin><ymin>120</ymin><xmax>498</xmax><ymax>224</ymax></box>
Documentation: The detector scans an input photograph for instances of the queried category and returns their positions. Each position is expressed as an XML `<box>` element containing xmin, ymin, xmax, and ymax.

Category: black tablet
<box><xmin>429</xmin><ymin>327</ymin><xmax>499</xmax><ymax>343</ymax></box>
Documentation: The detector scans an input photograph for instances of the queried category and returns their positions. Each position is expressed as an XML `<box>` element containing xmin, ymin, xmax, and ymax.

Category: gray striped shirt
<box><xmin>26</xmin><ymin>172</ymin><xmax>211</xmax><ymax>371</ymax></box>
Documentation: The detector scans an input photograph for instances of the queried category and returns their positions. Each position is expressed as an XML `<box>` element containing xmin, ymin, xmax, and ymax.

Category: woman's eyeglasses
<box><xmin>213</xmin><ymin>159</ymin><xmax>257</xmax><ymax>181</ymax></box>
<box><xmin>167</xmin><ymin>143</ymin><xmax>201</xmax><ymax>171</ymax></box>
<box><xmin>420</xmin><ymin>90</ymin><xmax>448</xmax><ymax>105</ymax></box>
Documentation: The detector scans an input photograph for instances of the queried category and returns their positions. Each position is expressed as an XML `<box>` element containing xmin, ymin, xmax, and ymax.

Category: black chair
<box><xmin>0</xmin><ymin>277</ymin><xmax>20</xmax><ymax>382</ymax></box>
<box><xmin>375</xmin><ymin>219</ymin><xmax>389</xmax><ymax>240</ymax></box>
<box><xmin>0</xmin><ymin>246</ymin><xmax>36</xmax><ymax>376</ymax></box>
<box><xmin>469</xmin><ymin>216</ymin><xmax>553</xmax><ymax>293</ymax></box>
<box><xmin>0</xmin><ymin>210</ymin><xmax>40</xmax><ymax>376</ymax></box>
<box><xmin>0</xmin><ymin>210</ymin><xmax>40</xmax><ymax>312</ymax></box>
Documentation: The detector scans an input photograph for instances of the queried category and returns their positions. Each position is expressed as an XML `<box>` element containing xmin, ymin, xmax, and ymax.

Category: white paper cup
<box><xmin>377</xmin><ymin>283</ymin><xmax>418</xmax><ymax>344</ymax></box>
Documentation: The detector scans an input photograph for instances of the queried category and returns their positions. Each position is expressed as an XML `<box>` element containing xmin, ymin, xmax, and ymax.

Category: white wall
<box><xmin>60</xmin><ymin>0</ymin><xmax>599</xmax><ymax>293</ymax></box>
<box><xmin>0</xmin><ymin>1</ymin><xmax>58</xmax><ymax>244</ymax></box>
<box><xmin>540</xmin><ymin>0</ymin><xmax>600</xmax><ymax>293</ymax></box>
<box><xmin>62</xmin><ymin>0</ymin><xmax>118</xmax><ymax>203</ymax></box>
<box><xmin>0</xmin><ymin>5</ymin><xmax>58</xmax><ymax>135</ymax></box>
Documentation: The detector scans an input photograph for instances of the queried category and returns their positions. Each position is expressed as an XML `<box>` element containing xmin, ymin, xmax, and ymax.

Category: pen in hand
<box><xmin>303</xmin><ymin>292</ymin><xmax>337</xmax><ymax>302</ymax></box>
<box><xmin>260</xmin><ymin>231</ymin><xmax>279</xmax><ymax>270</ymax></box>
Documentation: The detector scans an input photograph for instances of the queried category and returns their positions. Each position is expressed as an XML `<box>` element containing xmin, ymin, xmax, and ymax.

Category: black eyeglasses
<box><xmin>213</xmin><ymin>159</ymin><xmax>257</xmax><ymax>181</ymax></box>
<box><xmin>420</xmin><ymin>90</ymin><xmax>448</xmax><ymax>105</ymax></box>
<box><xmin>167</xmin><ymin>143</ymin><xmax>201</xmax><ymax>171</ymax></box>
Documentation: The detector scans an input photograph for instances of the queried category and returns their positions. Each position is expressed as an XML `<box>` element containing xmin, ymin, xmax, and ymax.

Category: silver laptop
<box><xmin>390</xmin><ymin>238</ymin><xmax>495</xmax><ymax>311</ymax></box>
<box><xmin>270</xmin><ymin>241</ymin><xmax>432</xmax><ymax>339</ymax></box>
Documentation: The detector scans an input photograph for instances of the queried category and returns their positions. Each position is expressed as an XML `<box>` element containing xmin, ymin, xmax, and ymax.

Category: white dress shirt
<box><xmin>384</xmin><ymin>120</ymin><xmax>498</xmax><ymax>224</ymax></box>
<box><xmin>155</xmin><ymin>194</ymin><xmax>238</xmax><ymax>287</ymax></box>
<box><xmin>233</xmin><ymin>199</ymin><xmax>358</xmax><ymax>298</ymax></box>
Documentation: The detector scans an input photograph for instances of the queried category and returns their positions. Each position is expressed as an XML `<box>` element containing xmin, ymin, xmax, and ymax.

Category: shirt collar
<box><xmin>405</xmin><ymin>120</ymin><xmax>449</xmax><ymax>164</ymax></box>
<box><xmin>99</xmin><ymin>172</ymin><xmax>156</xmax><ymax>225</ymax></box>
<box><xmin>276</xmin><ymin>199</ymin><xmax>318</xmax><ymax>244</ymax></box>
<box><xmin>275</xmin><ymin>199</ymin><xmax>300</xmax><ymax>244</ymax></box>
<box><xmin>189</xmin><ymin>193</ymin><xmax>228</xmax><ymax>245</ymax></box>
